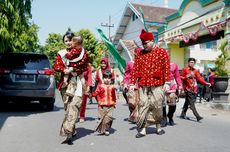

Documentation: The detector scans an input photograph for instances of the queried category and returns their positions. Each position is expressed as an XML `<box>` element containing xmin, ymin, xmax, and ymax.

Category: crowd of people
<box><xmin>54</xmin><ymin>29</ymin><xmax>213</xmax><ymax>145</ymax></box>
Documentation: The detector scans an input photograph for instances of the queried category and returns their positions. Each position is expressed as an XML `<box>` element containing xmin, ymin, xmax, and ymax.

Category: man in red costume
<box><xmin>180</xmin><ymin>58</ymin><xmax>211</xmax><ymax>121</ymax></box>
<box><xmin>130</xmin><ymin>29</ymin><xmax>171</xmax><ymax>138</ymax></box>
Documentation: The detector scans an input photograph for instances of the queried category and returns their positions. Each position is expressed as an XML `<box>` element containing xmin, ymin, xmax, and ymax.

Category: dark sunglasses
<box><xmin>142</xmin><ymin>41</ymin><xmax>152</xmax><ymax>45</ymax></box>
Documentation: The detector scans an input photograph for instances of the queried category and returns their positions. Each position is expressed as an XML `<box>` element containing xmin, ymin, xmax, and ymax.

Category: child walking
<box><xmin>91</xmin><ymin>70</ymin><xmax>116</xmax><ymax>136</ymax></box>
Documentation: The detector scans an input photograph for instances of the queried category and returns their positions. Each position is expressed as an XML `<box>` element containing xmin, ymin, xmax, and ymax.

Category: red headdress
<box><xmin>139</xmin><ymin>29</ymin><xmax>154</xmax><ymax>41</ymax></box>
<box><xmin>100</xmin><ymin>57</ymin><xmax>111</xmax><ymax>74</ymax></box>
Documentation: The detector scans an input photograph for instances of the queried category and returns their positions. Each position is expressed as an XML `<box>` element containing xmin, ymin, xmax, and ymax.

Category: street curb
<box><xmin>200</xmin><ymin>101</ymin><xmax>230</xmax><ymax>111</ymax></box>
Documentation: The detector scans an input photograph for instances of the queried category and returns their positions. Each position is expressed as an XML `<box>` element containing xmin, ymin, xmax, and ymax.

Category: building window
<box><xmin>132</xmin><ymin>13</ymin><xmax>138</xmax><ymax>21</ymax></box>
<box><xmin>200</xmin><ymin>40</ymin><xmax>217</xmax><ymax>51</ymax></box>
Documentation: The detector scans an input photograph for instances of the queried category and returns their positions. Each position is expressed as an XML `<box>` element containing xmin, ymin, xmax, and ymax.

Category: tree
<box><xmin>76</xmin><ymin>29</ymin><xmax>106</xmax><ymax>68</ymax></box>
<box><xmin>14</xmin><ymin>23</ymin><xmax>40</xmax><ymax>52</ymax></box>
<box><xmin>43</xmin><ymin>33</ymin><xmax>65</xmax><ymax>66</ymax></box>
<box><xmin>215</xmin><ymin>37</ymin><xmax>230</xmax><ymax>76</ymax></box>
<box><xmin>0</xmin><ymin>0</ymin><xmax>39</xmax><ymax>52</ymax></box>
<box><xmin>94</xmin><ymin>41</ymin><xmax>107</xmax><ymax>67</ymax></box>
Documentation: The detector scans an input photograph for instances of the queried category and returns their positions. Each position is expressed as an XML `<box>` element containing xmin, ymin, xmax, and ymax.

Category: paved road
<box><xmin>1</xmin><ymin>91</ymin><xmax>230</xmax><ymax>152</ymax></box>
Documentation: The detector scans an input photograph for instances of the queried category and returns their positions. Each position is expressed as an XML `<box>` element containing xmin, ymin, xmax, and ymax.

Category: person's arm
<box><xmin>66</xmin><ymin>48</ymin><xmax>85</xmax><ymax>63</ymax></box>
<box><xmin>68</xmin><ymin>51</ymin><xmax>89</xmax><ymax>74</ymax></box>
<box><xmin>84</xmin><ymin>66</ymin><xmax>92</xmax><ymax>87</ymax></box>
<box><xmin>92</xmin><ymin>85</ymin><xmax>100</xmax><ymax>97</ymax></box>
<box><xmin>65</xmin><ymin>48</ymin><xmax>80</xmax><ymax>60</ymax></box>
<box><xmin>195</xmin><ymin>70</ymin><xmax>210</xmax><ymax>86</ymax></box>
<box><xmin>130</xmin><ymin>55</ymin><xmax>140</xmax><ymax>85</ymax></box>
<box><xmin>161</xmin><ymin>49</ymin><xmax>171</xmax><ymax>92</ymax></box>
<box><xmin>173</xmin><ymin>63</ymin><xmax>183</xmax><ymax>88</ymax></box>
<box><xmin>123</xmin><ymin>61</ymin><xmax>132</xmax><ymax>86</ymax></box>
<box><xmin>94</xmin><ymin>70</ymin><xmax>100</xmax><ymax>88</ymax></box>
<box><xmin>53</xmin><ymin>54</ymin><xmax>66</xmax><ymax>72</ymax></box>
<box><xmin>112</xmin><ymin>86</ymin><xmax>116</xmax><ymax>103</ymax></box>
<box><xmin>180</xmin><ymin>68</ymin><xmax>187</xmax><ymax>81</ymax></box>
<box><xmin>110</xmin><ymin>70</ymin><xmax>115</xmax><ymax>84</ymax></box>
<box><xmin>162</xmin><ymin>49</ymin><xmax>171</xmax><ymax>83</ymax></box>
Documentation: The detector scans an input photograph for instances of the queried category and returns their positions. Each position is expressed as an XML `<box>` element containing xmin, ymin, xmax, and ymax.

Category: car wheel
<box><xmin>40</xmin><ymin>98</ymin><xmax>55</xmax><ymax>111</ymax></box>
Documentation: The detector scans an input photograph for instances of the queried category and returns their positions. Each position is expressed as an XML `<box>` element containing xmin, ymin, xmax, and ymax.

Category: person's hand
<box><xmin>186</xmin><ymin>73</ymin><xmax>194</xmax><ymax>78</ymax></box>
<box><xmin>64</xmin><ymin>67</ymin><xmax>73</xmax><ymax>74</ymax></box>
<box><xmin>129</xmin><ymin>84</ymin><xmax>135</xmax><ymax>92</ymax></box>
<box><xmin>123</xmin><ymin>84</ymin><xmax>128</xmax><ymax>90</ymax></box>
<box><xmin>71</xmin><ymin>71</ymin><xmax>78</xmax><ymax>77</ymax></box>
<box><xmin>206</xmin><ymin>82</ymin><xmax>211</xmax><ymax>87</ymax></box>
<box><xmin>178</xmin><ymin>86</ymin><xmax>183</xmax><ymax>95</ymax></box>
<box><xmin>163</xmin><ymin>83</ymin><xmax>170</xmax><ymax>92</ymax></box>
<box><xmin>88</xmin><ymin>93</ymin><xmax>92</xmax><ymax>98</ymax></box>
<box><xmin>82</xmin><ymin>85</ymin><xmax>88</xmax><ymax>95</ymax></box>
<box><xmin>64</xmin><ymin>68</ymin><xmax>70</xmax><ymax>74</ymax></box>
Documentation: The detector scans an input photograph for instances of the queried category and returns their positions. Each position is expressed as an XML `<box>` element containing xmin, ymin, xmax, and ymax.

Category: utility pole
<box><xmin>101</xmin><ymin>16</ymin><xmax>114</xmax><ymax>41</ymax></box>
<box><xmin>101</xmin><ymin>15</ymin><xmax>115</xmax><ymax>67</ymax></box>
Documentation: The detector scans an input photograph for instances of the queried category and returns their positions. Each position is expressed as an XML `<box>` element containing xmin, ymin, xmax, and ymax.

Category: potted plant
<box><xmin>213</xmin><ymin>37</ymin><xmax>230</xmax><ymax>92</ymax></box>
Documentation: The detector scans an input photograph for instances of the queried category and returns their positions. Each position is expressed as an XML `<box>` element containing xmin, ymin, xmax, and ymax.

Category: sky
<box><xmin>31</xmin><ymin>0</ymin><xmax>183</xmax><ymax>45</ymax></box>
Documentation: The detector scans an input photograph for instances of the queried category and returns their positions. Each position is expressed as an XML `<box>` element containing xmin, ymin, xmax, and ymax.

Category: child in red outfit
<box><xmin>91</xmin><ymin>70</ymin><xmax>116</xmax><ymax>136</ymax></box>
<box><xmin>63</xmin><ymin>36</ymin><xmax>89</xmax><ymax>96</ymax></box>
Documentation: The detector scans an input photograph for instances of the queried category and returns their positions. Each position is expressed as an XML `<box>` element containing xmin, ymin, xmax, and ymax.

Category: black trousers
<box><xmin>122</xmin><ymin>88</ymin><xmax>128</xmax><ymax>104</ymax></box>
<box><xmin>181</xmin><ymin>91</ymin><xmax>201</xmax><ymax>118</ymax></box>
<box><xmin>163</xmin><ymin>105</ymin><xmax>176</xmax><ymax>120</ymax></box>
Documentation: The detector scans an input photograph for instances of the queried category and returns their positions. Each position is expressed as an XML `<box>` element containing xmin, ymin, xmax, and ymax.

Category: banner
<box><xmin>96</xmin><ymin>28</ymin><xmax>126</xmax><ymax>74</ymax></box>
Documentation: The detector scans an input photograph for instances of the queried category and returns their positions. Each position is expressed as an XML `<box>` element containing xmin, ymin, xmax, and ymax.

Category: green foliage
<box><xmin>0</xmin><ymin>0</ymin><xmax>39</xmax><ymax>52</ymax></box>
<box><xmin>94</xmin><ymin>42</ymin><xmax>107</xmax><ymax>68</ymax></box>
<box><xmin>42</xmin><ymin>33</ymin><xmax>65</xmax><ymax>83</ymax></box>
<box><xmin>43</xmin><ymin>33</ymin><xmax>65</xmax><ymax>66</ymax></box>
<box><xmin>14</xmin><ymin>23</ymin><xmax>40</xmax><ymax>52</ymax></box>
<box><xmin>215</xmin><ymin>37</ymin><xmax>230</xmax><ymax>76</ymax></box>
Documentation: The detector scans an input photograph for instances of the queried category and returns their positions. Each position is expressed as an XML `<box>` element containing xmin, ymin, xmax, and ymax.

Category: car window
<box><xmin>0</xmin><ymin>53</ymin><xmax>51</xmax><ymax>70</ymax></box>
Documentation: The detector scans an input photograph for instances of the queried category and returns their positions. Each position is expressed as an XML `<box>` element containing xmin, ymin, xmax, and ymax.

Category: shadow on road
<box><xmin>84</xmin><ymin>117</ymin><xmax>96</xmax><ymax>122</ymax></box>
<box><xmin>73</xmin><ymin>127</ymin><xmax>94</xmax><ymax>140</ymax></box>
<box><xmin>175</xmin><ymin>116</ymin><xmax>197</xmax><ymax>122</ymax></box>
<box><xmin>0</xmin><ymin>102</ymin><xmax>61</xmax><ymax>130</ymax></box>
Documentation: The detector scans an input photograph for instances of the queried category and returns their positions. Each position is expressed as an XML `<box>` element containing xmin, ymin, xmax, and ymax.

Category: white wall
<box><xmin>189</xmin><ymin>44</ymin><xmax>220</xmax><ymax>61</ymax></box>
<box><xmin>122</xmin><ymin>16</ymin><xmax>144</xmax><ymax>46</ymax></box>
<box><xmin>189</xmin><ymin>44</ymin><xmax>221</xmax><ymax>73</ymax></box>
<box><xmin>167</xmin><ymin>1</ymin><xmax>224</xmax><ymax>31</ymax></box>
<box><xmin>166</xmin><ymin>0</ymin><xmax>224</xmax><ymax>73</ymax></box>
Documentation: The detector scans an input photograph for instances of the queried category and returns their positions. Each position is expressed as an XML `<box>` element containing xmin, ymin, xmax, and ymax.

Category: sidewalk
<box><xmin>179</xmin><ymin>97</ymin><xmax>230</xmax><ymax>111</ymax></box>
<box><xmin>199</xmin><ymin>100</ymin><xmax>230</xmax><ymax>111</ymax></box>
<box><xmin>118</xmin><ymin>92</ymin><xmax>230</xmax><ymax>111</ymax></box>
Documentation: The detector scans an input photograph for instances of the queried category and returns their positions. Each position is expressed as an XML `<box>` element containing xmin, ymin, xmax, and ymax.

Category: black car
<box><xmin>0</xmin><ymin>52</ymin><xmax>56</xmax><ymax>110</ymax></box>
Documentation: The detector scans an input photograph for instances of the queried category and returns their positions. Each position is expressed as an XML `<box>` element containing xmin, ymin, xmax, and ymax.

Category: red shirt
<box><xmin>66</xmin><ymin>48</ymin><xmax>90</xmax><ymax>75</ymax></box>
<box><xmin>65</xmin><ymin>48</ymin><xmax>82</xmax><ymax>60</ymax></box>
<box><xmin>130</xmin><ymin>46</ymin><xmax>170</xmax><ymax>87</ymax></box>
<box><xmin>208</xmin><ymin>73</ymin><xmax>216</xmax><ymax>87</ymax></box>
<box><xmin>53</xmin><ymin>49</ymin><xmax>90</xmax><ymax>89</ymax></box>
<box><xmin>181</xmin><ymin>66</ymin><xmax>208</xmax><ymax>93</ymax></box>
<box><xmin>92</xmin><ymin>84</ymin><xmax>116</xmax><ymax>107</ymax></box>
